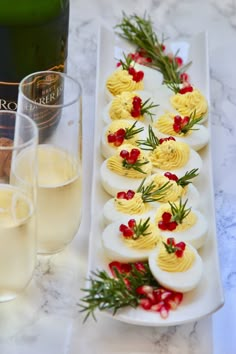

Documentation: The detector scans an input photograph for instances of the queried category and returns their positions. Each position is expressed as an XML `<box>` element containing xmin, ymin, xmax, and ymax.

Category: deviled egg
<box><xmin>154</xmin><ymin>199</ymin><xmax>208</xmax><ymax>249</ymax></box>
<box><xmin>149</xmin><ymin>237</ymin><xmax>203</xmax><ymax>292</ymax></box>
<box><xmin>102</xmin><ymin>90</ymin><xmax>159</xmax><ymax>126</ymax></box>
<box><xmin>102</xmin><ymin>217</ymin><xmax>161</xmax><ymax>262</ymax></box>
<box><xmin>138</xmin><ymin>126</ymin><xmax>202</xmax><ymax>177</ymax></box>
<box><xmin>153</xmin><ymin>111</ymin><xmax>209</xmax><ymax>151</ymax></box>
<box><xmin>170</xmin><ymin>85</ymin><xmax>208</xmax><ymax>122</ymax></box>
<box><xmin>100</xmin><ymin>143</ymin><xmax>152</xmax><ymax>197</ymax></box>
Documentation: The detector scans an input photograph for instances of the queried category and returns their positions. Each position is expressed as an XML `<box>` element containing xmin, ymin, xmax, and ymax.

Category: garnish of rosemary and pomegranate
<box><xmin>172</xmin><ymin>111</ymin><xmax>203</xmax><ymax>134</ymax></box>
<box><xmin>120</xmin><ymin>148</ymin><xmax>149</xmax><ymax>174</ymax></box>
<box><xmin>158</xmin><ymin>198</ymin><xmax>191</xmax><ymax>231</ymax></box>
<box><xmin>79</xmin><ymin>261</ymin><xmax>183</xmax><ymax>321</ymax></box>
<box><xmin>107</xmin><ymin>121</ymin><xmax>144</xmax><ymax>146</ymax></box>
<box><xmin>131</xmin><ymin>95</ymin><xmax>159</xmax><ymax>121</ymax></box>
<box><xmin>136</xmin><ymin>177</ymin><xmax>170</xmax><ymax>203</ymax></box>
<box><xmin>163</xmin><ymin>237</ymin><xmax>186</xmax><ymax>258</ymax></box>
<box><xmin>164</xmin><ymin>168</ymin><xmax>199</xmax><ymax>187</ymax></box>
<box><xmin>137</xmin><ymin>125</ymin><xmax>175</xmax><ymax>151</ymax></box>
<box><xmin>115</xmin><ymin>13</ymin><xmax>191</xmax><ymax>88</ymax></box>
<box><xmin>119</xmin><ymin>217</ymin><xmax>151</xmax><ymax>239</ymax></box>
<box><xmin>118</xmin><ymin>53</ymin><xmax>144</xmax><ymax>82</ymax></box>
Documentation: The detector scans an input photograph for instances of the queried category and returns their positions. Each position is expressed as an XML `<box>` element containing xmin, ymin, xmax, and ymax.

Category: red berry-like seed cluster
<box><xmin>107</xmin><ymin>128</ymin><xmax>126</xmax><ymax>146</ymax></box>
<box><xmin>128</xmin><ymin>66</ymin><xmax>144</xmax><ymax>82</ymax></box>
<box><xmin>137</xmin><ymin>285</ymin><xmax>183</xmax><ymax>317</ymax></box>
<box><xmin>179</xmin><ymin>85</ymin><xmax>193</xmax><ymax>94</ymax></box>
<box><xmin>119</xmin><ymin>219</ymin><xmax>136</xmax><ymax>238</ymax></box>
<box><xmin>120</xmin><ymin>148</ymin><xmax>140</xmax><ymax>164</ymax></box>
<box><xmin>158</xmin><ymin>212</ymin><xmax>178</xmax><ymax>231</ymax></box>
<box><xmin>128</xmin><ymin>50</ymin><xmax>152</xmax><ymax>65</ymax></box>
<box><xmin>116</xmin><ymin>190</ymin><xmax>135</xmax><ymax>200</ymax></box>
<box><xmin>131</xmin><ymin>96</ymin><xmax>142</xmax><ymax>118</ymax></box>
<box><xmin>180</xmin><ymin>72</ymin><xmax>189</xmax><ymax>83</ymax></box>
<box><xmin>175</xmin><ymin>56</ymin><xmax>183</xmax><ymax>67</ymax></box>
<box><xmin>164</xmin><ymin>171</ymin><xmax>178</xmax><ymax>182</ymax></box>
<box><xmin>173</xmin><ymin>115</ymin><xmax>190</xmax><ymax>133</ymax></box>
<box><xmin>166</xmin><ymin>237</ymin><xmax>186</xmax><ymax>258</ymax></box>
<box><xmin>108</xmin><ymin>260</ymin><xmax>183</xmax><ymax>318</ymax></box>
<box><xmin>159</xmin><ymin>136</ymin><xmax>176</xmax><ymax>144</ymax></box>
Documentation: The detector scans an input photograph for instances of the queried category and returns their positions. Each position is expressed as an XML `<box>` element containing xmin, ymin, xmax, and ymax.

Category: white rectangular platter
<box><xmin>86</xmin><ymin>24</ymin><xmax>224</xmax><ymax>326</ymax></box>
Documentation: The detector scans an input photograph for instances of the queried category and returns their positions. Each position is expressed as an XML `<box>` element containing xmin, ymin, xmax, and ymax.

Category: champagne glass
<box><xmin>0</xmin><ymin>111</ymin><xmax>38</xmax><ymax>302</ymax></box>
<box><xmin>17</xmin><ymin>71</ymin><xmax>83</xmax><ymax>255</ymax></box>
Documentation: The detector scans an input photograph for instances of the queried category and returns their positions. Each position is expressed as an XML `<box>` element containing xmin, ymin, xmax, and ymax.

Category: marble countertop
<box><xmin>1</xmin><ymin>0</ymin><xmax>235</xmax><ymax>353</ymax></box>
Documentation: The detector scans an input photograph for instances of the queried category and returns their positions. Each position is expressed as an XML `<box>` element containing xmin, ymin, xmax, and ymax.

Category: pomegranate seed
<box><xmin>168</xmin><ymin>136</ymin><xmax>176</xmax><ymax>141</ymax></box>
<box><xmin>134</xmin><ymin>70</ymin><xmax>144</xmax><ymax>82</ymax></box>
<box><xmin>164</xmin><ymin>172</ymin><xmax>178</xmax><ymax>182</ymax></box>
<box><xmin>133</xmin><ymin>96</ymin><xmax>142</xmax><ymax>105</ymax></box>
<box><xmin>153</xmin><ymin>289</ymin><xmax>162</xmax><ymax>303</ymax></box>
<box><xmin>130</xmin><ymin>148</ymin><xmax>140</xmax><ymax>158</ymax></box>
<box><xmin>179</xmin><ymin>85</ymin><xmax>193</xmax><ymax>94</ymax></box>
<box><xmin>173</xmin><ymin>122</ymin><xmax>181</xmax><ymax>133</ymax></box>
<box><xmin>120</xmin><ymin>150</ymin><xmax>129</xmax><ymax>159</ymax></box>
<box><xmin>182</xmin><ymin>116</ymin><xmax>190</xmax><ymax>126</ymax></box>
<box><xmin>128</xmin><ymin>219</ymin><xmax>136</xmax><ymax>229</ymax></box>
<box><xmin>131</xmin><ymin>108</ymin><xmax>141</xmax><ymax>117</ymax></box>
<box><xmin>180</xmin><ymin>72</ymin><xmax>189</xmax><ymax>82</ymax></box>
<box><xmin>167</xmin><ymin>237</ymin><xmax>175</xmax><ymax>246</ymax></box>
<box><xmin>116</xmin><ymin>191</ymin><xmax>127</xmax><ymax>199</ymax></box>
<box><xmin>109</xmin><ymin>261</ymin><xmax>131</xmax><ymax>276</ymax></box>
<box><xmin>123</xmin><ymin>228</ymin><xmax>134</xmax><ymax>237</ymax></box>
<box><xmin>139</xmin><ymin>298</ymin><xmax>152</xmax><ymax>310</ymax></box>
<box><xmin>116</xmin><ymin>62</ymin><xmax>121</xmax><ymax>67</ymax></box>
<box><xmin>161</xmin><ymin>291</ymin><xmax>172</xmax><ymax>301</ymax></box>
<box><xmin>167</xmin><ymin>299</ymin><xmax>178</xmax><ymax>310</ymax></box>
<box><xmin>114</xmin><ymin>136</ymin><xmax>124</xmax><ymax>146</ymax></box>
<box><xmin>174</xmin><ymin>115</ymin><xmax>182</xmax><ymax>124</ymax></box>
<box><xmin>126</xmin><ymin>157</ymin><xmax>137</xmax><ymax>164</ymax></box>
<box><xmin>161</xmin><ymin>44</ymin><xmax>166</xmax><ymax>51</ymax></box>
<box><xmin>160</xmin><ymin>305</ymin><xmax>169</xmax><ymax>319</ymax></box>
<box><xmin>162</xmin><ymin>212</ymin><xmax>172</xmax><ymax>223</ymax></box>
<box><xmin>175</xmin><ymin>249</ymin><xmax>184</xmax><ymax>257</ymax></box>
<box><xmin>175</xmin><ymin>56</ymin><xmax>183</xmax><ymax>67</ymax></box>
<box><xmin>167</xmin><ymin>221</ymin><xmax>178</xmax><ymax>231</ymax></box>
<box><xmin>126</xmin><ymin>190</ymin><xmax>135</xmax><ymax>199</ymax></box>
<box><xmin>134</xmin><ymin>261</ymin><xmax>146</xmax><ymax>272</ymax></box>
<box><xmin>107</xmin><ymin>133</ymin><xmax>116</xmax><ymax>143</ymax></box>
<box><xmin>136</xmin><ymin>285</ymin><xmax>153</xmax><ymax>296</ymax></box>
<box><xmin>158</xmin><ymin>220</ymin><xmax>168</xmax><ymax>230</ymax></box>
<box><xmin>173</xmin><ymin>292</ymin><xmax>183</xmax><ymax>305</ymax></box>
<box><xmin>151</xmin><ymin>301</ymin><xmax>165</xmax><ymax>312</ymax></box>
<box><xmin>119</xmin><ymin>224</ymin><xmax>128</xmax><ymax>232</ymax></box>
<box><xmin>128</xmin><ymin>67</ymin><xmax>136</xmax><ymax>76</ymax></box>
<box><xmin>175</xmin><ymin>241</ymin><xmax>186</xmax><ymax>251</ymax></box>
<box><xmin>115</xmin><ymin>128</ymin><xmax>126</xmax><ymax>137</ymax></box>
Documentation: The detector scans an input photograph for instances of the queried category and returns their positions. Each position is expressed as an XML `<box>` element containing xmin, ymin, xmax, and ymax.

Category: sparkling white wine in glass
<box><xmin>18</xmin><ymin>71</ymin><xmax>83</xmax><ymax>254</ymax></box>
<box><xmin>0</xmin><ymin>111</ymin><xmax>37</xmax><ymax>302</ymax></box>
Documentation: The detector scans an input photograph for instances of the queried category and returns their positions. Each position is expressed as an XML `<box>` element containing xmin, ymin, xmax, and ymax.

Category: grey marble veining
<box><xmin>0</xmin><ymin>0</ymin><xmax>235</xmax><ymax>353</ymax></box>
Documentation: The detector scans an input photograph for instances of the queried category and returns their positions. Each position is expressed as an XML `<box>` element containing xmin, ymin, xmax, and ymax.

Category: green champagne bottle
<box><xmin>0</xmin><ymin>0</ymin><xmax>69</xmax><ymax>139</ymax></box>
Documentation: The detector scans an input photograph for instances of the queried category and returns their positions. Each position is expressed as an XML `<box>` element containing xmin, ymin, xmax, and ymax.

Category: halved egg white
<box><xmin>101</xmin><ymin>120</ymin><xmax>148</xmax><ymax>159</ymax></box>
<box><xmin>103</xmin><ymin>197</ymin><xmax>157</xmax><ymax>226</ymax></box>
<box><xmin>148</xmin><ymin>243</ymin><xmax>203</xmax><ymax>292</ymax></box>
<box><xmin>155</xmin><ymin>208</ymin><xmax>208</xmax><ymax>250</ymax></box>
<box><xmin>153</xmin><ymin>124</ymin><xmax>209</xmax><ymax>152</ymax></box>
<box><xmin>102</xmin><ymin>219</ymin><xmax>160</xmax><ymax>262</ymax></box>
<box><xmin>144</xmin><ymin>173</ymin><xmax>200</xmax><ymax>209</ymax></box>
<box><xmin>102</xmin><ymin>90</ymin><xmax>160</xmax><ymax>126</ymax></box>
<box><xmin>100</xmin><ymin>157</ymin><xmax>152</xmax><ymax>197</ymax></box>
<box><xmin>150</xmin><ymin>147</ymin><xmax>203</xmax><ymax>178</ymax></box>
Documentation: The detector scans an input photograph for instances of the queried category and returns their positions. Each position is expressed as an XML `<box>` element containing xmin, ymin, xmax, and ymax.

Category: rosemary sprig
<box><xmin>177</xmin><ymin>169</ymin><xmax>199</xmax><ymax>187</ymax></box>
<box><xmin>118</xmin><ymin>52</ymin><xmax>133</xmax><ymax>71</ymax></box>
<box><xmin>79</xmin><ymin>263</ymin><xmax>160</xmax><ymax>321</ymax></box>
<box><xmin>179</xmin><ymin>111</ymin><xmax>203</xmax><ymax>134</ymax></box>
<box><xmin>132</xmin><ymin>217</ymin><xmax>151</xmax><ymax>239</ymax></box>
<box><xmin>137</xmin><ymin>125</ymin><xmax>159</xmax><ymax>151</ymax></box>
<box><xmin>115</xmin><ymin>13</ymin><xmax>191</xmax><ymax>86</ymax></box>
<box><xmin>140</xmin><ymin>98</ymin><xmax>159</xmax><ymax>121</ymax></box>
<box><xmin>137</xmin><ymin>178</ymin><xmax>171</xmax><ymax>203</ymax></box>
<box><xmin>168</xmin><ymin>198</ymin><xmax>191</xmax><ymax>224</ymax></box>
<box><xmin>163</xmin><ymin>238</ymin><xmax>178</xmax><ymax>254</ymax></box>
<box><xmin>122</xmin><ymin>156</ymin><xmax>149</xmax><ymax>174</ymax></box>
<box><xmin>124</xmin><ymin>121</ymin><xmax>144</xmax><ymax>140</ymax></box>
